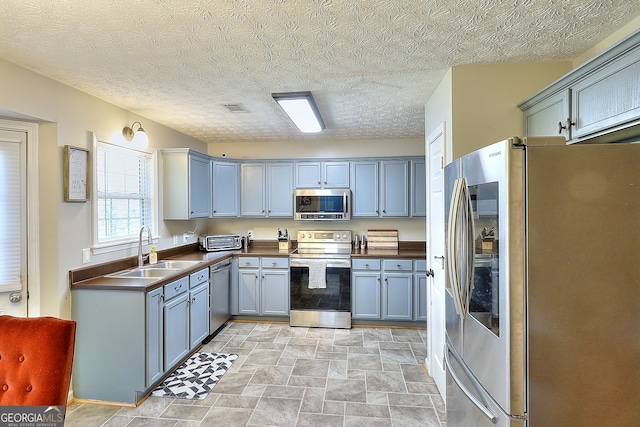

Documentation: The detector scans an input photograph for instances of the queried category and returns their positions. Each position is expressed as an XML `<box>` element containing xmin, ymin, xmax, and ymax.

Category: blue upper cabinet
<box><xmin>162</xmin><ymin>149</ymin><xmax>212</xmax><ymax>220</ymax></box>
<box><xmin>351</xmin><ymin>161</ymin><xmax>379</xmax><ymax>217</ymax></box>
<box><xmin>410</xmin><ymin>159</ymin><xmax>426</xmax><ymax>217</ymax></box>
<box><xmin>351</xmin><ymin>159</ymin><xmax>411</xmax><ymax>218</ymax></box>
<box><xmin>240</xmin><ymin>163</ymin><xmax>266</xmax><ymax>217</ymax></box>
<box><xmin>295</xmin><ymin>161</ymin><xmax>350</xmax><ymax>188</ymax></box>
<box><xmin>212</xmin><ymin>160</ymin><xmax>239</xmax><ymax>217</ymax></box>
<box><xmin>267</xmin><ymin>162</ymin><xmax>294</xmax><ymax>217</ymax></box>
<box><xmin>379</xmin><ymin>160</ymin><xmax>409</xmax><ymax>217</ymax></box>
<box><xmin>240</xmin><ymin>162</ymin><xmax>294</xmax><ymax>217</ymax></box>
<box><xmin>519</xmin><ymin>30</ymin><xmax>640</xmax><ymax>144</ymax></box>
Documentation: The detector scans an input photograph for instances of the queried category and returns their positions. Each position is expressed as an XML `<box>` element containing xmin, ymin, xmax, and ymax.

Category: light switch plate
<box><xmin>82</xmin><ymin>248</ymin><xmax>91</xmax><ymax>264</ymax></box>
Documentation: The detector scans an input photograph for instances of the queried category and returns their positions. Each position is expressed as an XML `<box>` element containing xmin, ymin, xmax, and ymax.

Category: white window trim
<box><xmin>91</xmin><ymin>133</ymin><xmax>159</xmax><ymax>255</ymax></box>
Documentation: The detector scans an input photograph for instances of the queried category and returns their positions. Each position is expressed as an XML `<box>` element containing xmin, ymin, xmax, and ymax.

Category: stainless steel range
<box><xmin>289</xmin><ymin>230</ymin><xmax>352</xmax><ymax>329</ymax></box>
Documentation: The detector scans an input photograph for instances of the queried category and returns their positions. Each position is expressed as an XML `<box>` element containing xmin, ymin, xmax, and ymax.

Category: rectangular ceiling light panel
<box><xmin>272</xmin><ymin>92</ymin><xmax>325</xmax><ymax>133</ymax></box>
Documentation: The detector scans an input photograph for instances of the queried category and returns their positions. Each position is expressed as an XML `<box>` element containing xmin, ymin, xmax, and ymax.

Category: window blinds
<box><xmin>0</xmin><ymin>139</ymin><xmax>23</xmax><ymax>292</ymax></box>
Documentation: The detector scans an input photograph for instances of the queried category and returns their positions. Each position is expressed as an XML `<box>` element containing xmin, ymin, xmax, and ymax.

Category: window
<box><xmin>94</xmin><ymin>139</ymin><xmax>154</xmax><ymax>249</ymax></box>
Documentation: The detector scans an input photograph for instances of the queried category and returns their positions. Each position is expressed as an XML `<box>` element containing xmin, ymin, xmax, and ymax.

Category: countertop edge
<box><xmin>70</xmin><ymin>243</ymin><xmax>426</xmax><ymax>292</ymax></box>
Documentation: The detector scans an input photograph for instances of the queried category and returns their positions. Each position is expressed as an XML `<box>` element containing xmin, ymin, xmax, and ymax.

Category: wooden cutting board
<box><xmin>367</xmin><ymin>229</ymin><xmax>398</xmax><ymax>250</ymax></box>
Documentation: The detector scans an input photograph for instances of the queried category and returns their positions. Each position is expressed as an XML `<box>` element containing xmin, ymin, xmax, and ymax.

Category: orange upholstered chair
<box><xmin>0</xmin><ymin>315</ymin><xmax>76</xmax><ymax>407</ymax></box>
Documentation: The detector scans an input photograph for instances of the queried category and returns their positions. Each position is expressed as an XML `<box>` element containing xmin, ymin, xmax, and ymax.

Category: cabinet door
<box><xmin>323</xmin><ymin>161</ymin><xmax>350</xmax><ymax>188</ymax></box>
<box><xmin>571</xmin><ymin>50</ymin><xmax>640</xmax><ymax>140</ymax></box>
<box><xmin>188</xmin><ymin>153</ymin><xmax>213</xmax><ymax>218</ymax></box>
<box><xmin>189</xmin><ymin>282</ymin><xmax>210</xmax><ymax>348</ymax></box>
<box><xmin>410</xmin><ymin>159</ymin><xmax>426</xmax><ymax>217</ymax></box>
<box><xmin>523</xmin><ymin>90</ymin><xmax>570</xmax><ymax>139</ymax></box>
<box><xmin>146</xmin><ymin>287</ymin><xmax>164</xmax><ymax>386</ymax></box>
<box><xmin>164</xmin><ymin>292</ymin><xmax>190</xmax><ymax>370</ymax></box>
<box><xmin>380</xmin><ymin>160</ymin><xmax>409</xmax><ymax>217</ymax></box>
<box><xmin>383</xmin><ymin>273</ymin><xmax>413</xmax><ymax>320</ymax></box>
<box><xmin>351</xmin><ymin>161</ymin><xmax>379</xmax><ymax>217</ymax></box>
<box><xmin>238</xmin><ymin>269</ymin><xmax>260</xmax><ymax>314</ymax></box>
<box><xmin>351</xmin><ymin>272</ymin><xmax>381</xmax><ymax>319</ymax></box>
<box><xmin>241</xmin><ymin>163</ymin><xmax>266</xmax><ymax>216</ymax></box>
<box><xmin>295</xmin><ymin>162</ymin><xmax>322</xmax><ymax>188</ymax></box>
<box><xmin>212</xmin><ymin>161</ymin><xmax>239</xmax><ymax>217</ymax></box>
<box><xmin>414</xmin><ymin>273</ymin><xmax>427</xmax><ymax>321</ymax></box>
<box><xmin>261</xmin><ymin>269</ymin><xmax>289</xmax><ymax>316</ymax></box>
<box><xmin>267</xmin><ymin>162</ymin><xmax>294</xmax><ymax>217</ymax></box>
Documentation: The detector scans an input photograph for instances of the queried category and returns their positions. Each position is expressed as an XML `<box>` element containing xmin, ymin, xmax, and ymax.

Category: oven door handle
<box><xmin>290</xmin><ymin>258</ymin><xmax>351</xmax><ymax>269</ymax></box>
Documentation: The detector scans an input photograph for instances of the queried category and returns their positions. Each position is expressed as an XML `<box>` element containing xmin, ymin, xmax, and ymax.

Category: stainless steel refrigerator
<box><xmin>444</xmin><ymin>136</ymin><xmax>639</xmax><ymax>426</ymax></box>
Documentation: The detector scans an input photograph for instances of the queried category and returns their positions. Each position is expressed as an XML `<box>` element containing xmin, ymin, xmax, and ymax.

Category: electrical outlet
<box><xmin>183</xmin><ymin>233</ymin><xmax>189</xmax><ymax>243</ymax></box>
<box><xmin>247</xmin><ymin>230</ymin><xmax>253</xmax><ymax>240</ymax></box>
<box><xmin>173</xmin><ymin>235</ymin><xmax>178</xmax><ymax>245</ymax></box>
<box><xmin>82</xmin><ymin>248</ymin><xmax>91</xmax><ymax>264</ymax></box>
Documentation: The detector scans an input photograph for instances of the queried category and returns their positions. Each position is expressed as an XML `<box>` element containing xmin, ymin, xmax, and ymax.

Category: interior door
<box><xmin>426</xmin><ymin>124</ymin><xmax>446</xmax><ymax>398</ymax></box>
<box><xmin>0</xmin><ymin>128</ymin><xmax>28</xmax><ymax>316</ymax></box>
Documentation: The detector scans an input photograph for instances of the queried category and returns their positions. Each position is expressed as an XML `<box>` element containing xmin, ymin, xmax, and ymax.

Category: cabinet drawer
<box><xmin>414</xmin><ymin>259</ymin><xmax>427</xmax><ymax>271</ymax></box>
<box><xmin>352</xmin><ymin>259</ymin><xmax>381</xmax><ymax>270</ymax></box>
<box><xmin>190</xmin><ymin>268</ymin><xmax>209</xmax><ymax>287</ymax></box>
<box><xmin>238</xmin><ymin>257</ymin><xmax>260</xmax><ymax>268</ymax></box>
<box><xmin>261</xmin><ymin>257</ymin><xmax>289</xmax><ymax>269</ymax></box>
<box><xmin>383</xmin><ymin>259</ymin><xmax>413</xmax><ymax>271</ymax></box>
<box><xmin>164</xmin><ymin>276</ymin><xmax>189</xmax><ymax>300</ymax></box>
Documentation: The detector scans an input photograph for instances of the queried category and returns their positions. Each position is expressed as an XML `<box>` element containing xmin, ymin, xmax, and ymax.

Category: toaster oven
<box><xmin>199</xmin><ymin>234</ymin><xmax>242</xmax><ymax>252</ymax></box>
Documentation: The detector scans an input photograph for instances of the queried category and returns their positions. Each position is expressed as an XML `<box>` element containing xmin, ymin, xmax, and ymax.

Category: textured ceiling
<box><xmin>0</xmin><ymin>1</ymin><xmax>639</xmax><ymax>143</ymax></box>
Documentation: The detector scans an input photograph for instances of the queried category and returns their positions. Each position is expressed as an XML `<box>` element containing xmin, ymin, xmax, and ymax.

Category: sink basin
<box><xmin>145</xmin><ymin>260</ymin><xmax>201</xmax><ymax>270</ymax></box>
<box><xmin>107</xmin><ymin>268</ymin><xmax>179</xmax><ymax>279</ymax></box>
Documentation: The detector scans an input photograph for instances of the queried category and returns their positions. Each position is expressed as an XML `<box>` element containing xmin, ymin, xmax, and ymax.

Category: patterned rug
<box><xmin>151</xmin><ymin>352</ymin><xmax>237</xmax><ymax>399</ymax></box>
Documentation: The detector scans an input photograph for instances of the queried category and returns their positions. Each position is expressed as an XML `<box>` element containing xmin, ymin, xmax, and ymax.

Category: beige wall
<box><xmin>449</xmin><ymin>61</ymin><xmax>572</xmax><ymax>158</ymax></box>
<box><xmin>207</xmin><ymin>138</ymin><xmax>424</xmax><ymax>159</ymax></box>
<box><xmin>424</xmin><ymin>61</ymin><xmax>573</xmax><ymax>161</ymax></box>
<box><xmin>0</xmin><ymin>58</ymin><xmax>207</xmax><ymax>319</ymax></box>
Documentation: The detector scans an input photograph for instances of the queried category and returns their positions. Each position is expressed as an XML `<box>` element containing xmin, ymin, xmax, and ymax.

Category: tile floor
<box><xmin>65</xmin><ymin>321</ymin><xmax>446</xmax><ymax>426</ymax></box>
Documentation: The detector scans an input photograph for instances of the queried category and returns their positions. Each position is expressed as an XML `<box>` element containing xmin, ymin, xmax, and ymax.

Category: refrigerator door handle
<box><xmin>445</xmin><ymin>343</ymin><xmax>498</xmax><ymax>424</ymax></box>
<box><xmin>447</xmin><ymin>177</ymin><xmax>475</xmax><ymax>319</ymax></box>
<box><xmin>447</xmin><ymin>178</ymin><xmax>466</xmax><ymax>318</ymax></box>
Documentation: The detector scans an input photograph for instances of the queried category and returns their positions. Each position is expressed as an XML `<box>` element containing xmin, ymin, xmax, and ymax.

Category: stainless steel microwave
<box><xmin>199</xmin><ymin>234</ymin><xmax>242</xmax><ymax>251</ymax></box>
<box><xmin>294</xmin><ymin>188</ymin><xmax>351</xmax><ymax>221</ymax></box>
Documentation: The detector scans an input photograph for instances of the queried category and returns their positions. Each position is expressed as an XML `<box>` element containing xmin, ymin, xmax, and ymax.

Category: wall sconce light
<box><xmin>122</xmin><ymin>121</ymin><xmax>148</xmax><ymax>148</ymax></box>
<box><xmin>272</xmin><ymin>91</ymin><xmax>325</xmax><ymax>133</ymax></box>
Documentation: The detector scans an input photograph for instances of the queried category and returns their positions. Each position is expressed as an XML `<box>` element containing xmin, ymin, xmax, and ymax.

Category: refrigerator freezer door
<box><xmin>446</xmin><ymin>341</ymin><xmax>525</xmax><ymax>427</ymax></box>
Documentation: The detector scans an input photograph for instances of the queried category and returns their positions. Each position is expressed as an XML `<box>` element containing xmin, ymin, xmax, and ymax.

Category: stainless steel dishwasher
<box><xmin>209</xmin><ymin>258</ymin><xmax>231</xmax><ymax>335</ymax></box>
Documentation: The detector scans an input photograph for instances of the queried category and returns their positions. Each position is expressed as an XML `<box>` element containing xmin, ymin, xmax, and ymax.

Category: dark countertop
<box><xmin>70</xmin><ymin>241</ymin><xmax>426</xmax><ymax>292</ymax></box>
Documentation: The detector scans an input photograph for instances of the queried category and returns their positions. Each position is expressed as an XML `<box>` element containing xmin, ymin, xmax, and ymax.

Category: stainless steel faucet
<box><xmin>138</xmin><ymin>225</ymin><xmax>152</xmax><ymax>267</ymax></box>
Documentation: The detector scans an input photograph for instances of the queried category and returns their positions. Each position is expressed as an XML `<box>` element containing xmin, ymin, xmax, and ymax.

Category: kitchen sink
<box><xmin>146</xmin><ymin>260</ymin><xmax>201</xmax><ymax>270</ymax></box>
<box><xmin>107</xmin><ymin>268</ymin><xmax>179</xmax><ymax>279</ymax></box>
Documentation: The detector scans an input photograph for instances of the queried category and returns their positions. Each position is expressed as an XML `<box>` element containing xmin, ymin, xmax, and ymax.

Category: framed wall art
<box><xmin>63</xmin><ymin>145</ymin><xmax>89</xmax><ymax>202</ymax></box>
